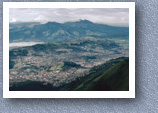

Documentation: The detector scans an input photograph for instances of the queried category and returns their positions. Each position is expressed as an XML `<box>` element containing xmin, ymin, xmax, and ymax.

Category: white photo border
<box><xmin>3</xmin><ymin>2</ymin><xmax>135</xmax><ymax>98</ymax></box>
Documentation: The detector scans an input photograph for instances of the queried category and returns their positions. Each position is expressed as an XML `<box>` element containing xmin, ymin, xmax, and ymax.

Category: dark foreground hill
<box><xmin>9</xmin><ymin>81</ymin><xmax>58</xmax><ymax>91</ymax></box>
<box><xmin>10</xmin><ymin>57</ymin><xmax>129</xmax><ymax>91</ymax></box>
<box><xmin>72</xmin><ymin>57</ymin><xmax>129</xmax><ymax>91</ymax></box>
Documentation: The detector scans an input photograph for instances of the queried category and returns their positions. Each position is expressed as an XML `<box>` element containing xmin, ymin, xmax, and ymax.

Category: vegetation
<box><xmin>73</xmin><ymin>58</ymin><xmax>129</xmax><ymax>91</ymax></box>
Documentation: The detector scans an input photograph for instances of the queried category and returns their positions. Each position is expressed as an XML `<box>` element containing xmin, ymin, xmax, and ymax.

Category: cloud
<box><xmin>10</xmin><ymin>18</ymin><xmax>17</xmax><ymax>22</ymax></box>
<box><xmin>9</xmin><ymin>8</ymin><xmax>129</xmax><ymax>27</ymax></box>
<box><xmin>9</xmin><ymin>42</ymin><xmax>44</xmax><ymax>48</ymax></box>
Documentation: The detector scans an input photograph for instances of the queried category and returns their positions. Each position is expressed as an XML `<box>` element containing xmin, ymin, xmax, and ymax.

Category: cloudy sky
<box><xmin>9</xmin><ymin>8</ymin><xmax>129</xmax><ymax>27</ymax></box>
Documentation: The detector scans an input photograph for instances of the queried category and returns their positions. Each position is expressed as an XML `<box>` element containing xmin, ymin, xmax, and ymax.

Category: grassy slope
<box><xmin>71</xmin><ymin>58</ymin><xmax>129</xmax><ymax>91</ymax></box>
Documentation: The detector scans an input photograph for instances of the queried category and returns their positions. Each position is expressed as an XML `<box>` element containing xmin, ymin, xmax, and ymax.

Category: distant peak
<box><xmin>45</xmin><ymin>21</ymin><xmax>60</xmax><ymax>25</ymax></box>
<box><xmin>78</xmin><ymin>19</ymin><xmax>93</xmax><ymax>23</ymax></box>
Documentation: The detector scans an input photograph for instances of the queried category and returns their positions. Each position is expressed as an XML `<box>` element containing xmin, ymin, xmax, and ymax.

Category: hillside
<box><xmin>73</xmin><ymin>57</ymin><xmax>129</xmax><ymax>91</ymax></box>
<box><xmin>9</xmin><ymin>20</ymin><xmax>129</xmax><ymax>43</ymax></box>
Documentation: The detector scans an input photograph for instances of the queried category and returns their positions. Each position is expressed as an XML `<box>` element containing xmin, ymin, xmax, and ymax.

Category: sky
<box><xmin>9</xmin><ymin>8</ymin><xmax>129</xmax><ymax>27</ymax></box>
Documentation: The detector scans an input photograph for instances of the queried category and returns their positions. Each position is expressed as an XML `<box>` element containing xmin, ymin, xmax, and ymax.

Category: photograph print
<box><xmin>3</xmin><ymin>2</ymin><xmax>135</xmax><ymax>98</ymax></box>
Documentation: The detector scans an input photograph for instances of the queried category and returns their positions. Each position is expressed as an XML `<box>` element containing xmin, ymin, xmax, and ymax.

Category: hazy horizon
<box><xmin>9</xmin><ymin>20</ymin><xmax>129</xmax><ymax>28</ymax></box>
<box><xmin>9</xmin><ymin>8</ymin><xmax>129</xmax><ymax>27</ymax></box>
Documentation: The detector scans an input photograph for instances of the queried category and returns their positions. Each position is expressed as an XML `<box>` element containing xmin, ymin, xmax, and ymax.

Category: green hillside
<box><xmin>64</xmin><ymin>57</ymin><xmax>129</xmax><ymax>91</ymax></box>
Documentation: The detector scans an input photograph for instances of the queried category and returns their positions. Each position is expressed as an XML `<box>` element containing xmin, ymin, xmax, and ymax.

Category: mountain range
<box><xmin>9</xmin><ymin>20</ymin><xmax>129</xmax><ymax>43</ymax></box>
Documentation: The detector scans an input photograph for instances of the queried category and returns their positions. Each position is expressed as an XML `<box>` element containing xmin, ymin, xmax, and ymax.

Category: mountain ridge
<box><xmin>9</xmin><ymin>20</ymin><xmax>129</xmax><ymax>43</ymax></box>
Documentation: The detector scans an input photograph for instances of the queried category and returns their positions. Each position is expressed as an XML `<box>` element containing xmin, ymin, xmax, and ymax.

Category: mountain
<box><xmin>9</xmin><ymin>20</ymin><xmax>129</xmax><ymax>43</ymax></box>
<box><xmin>9</xmin><ymin>57</ymin><xmax>129</xmax><ymax>91</ymax></box>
